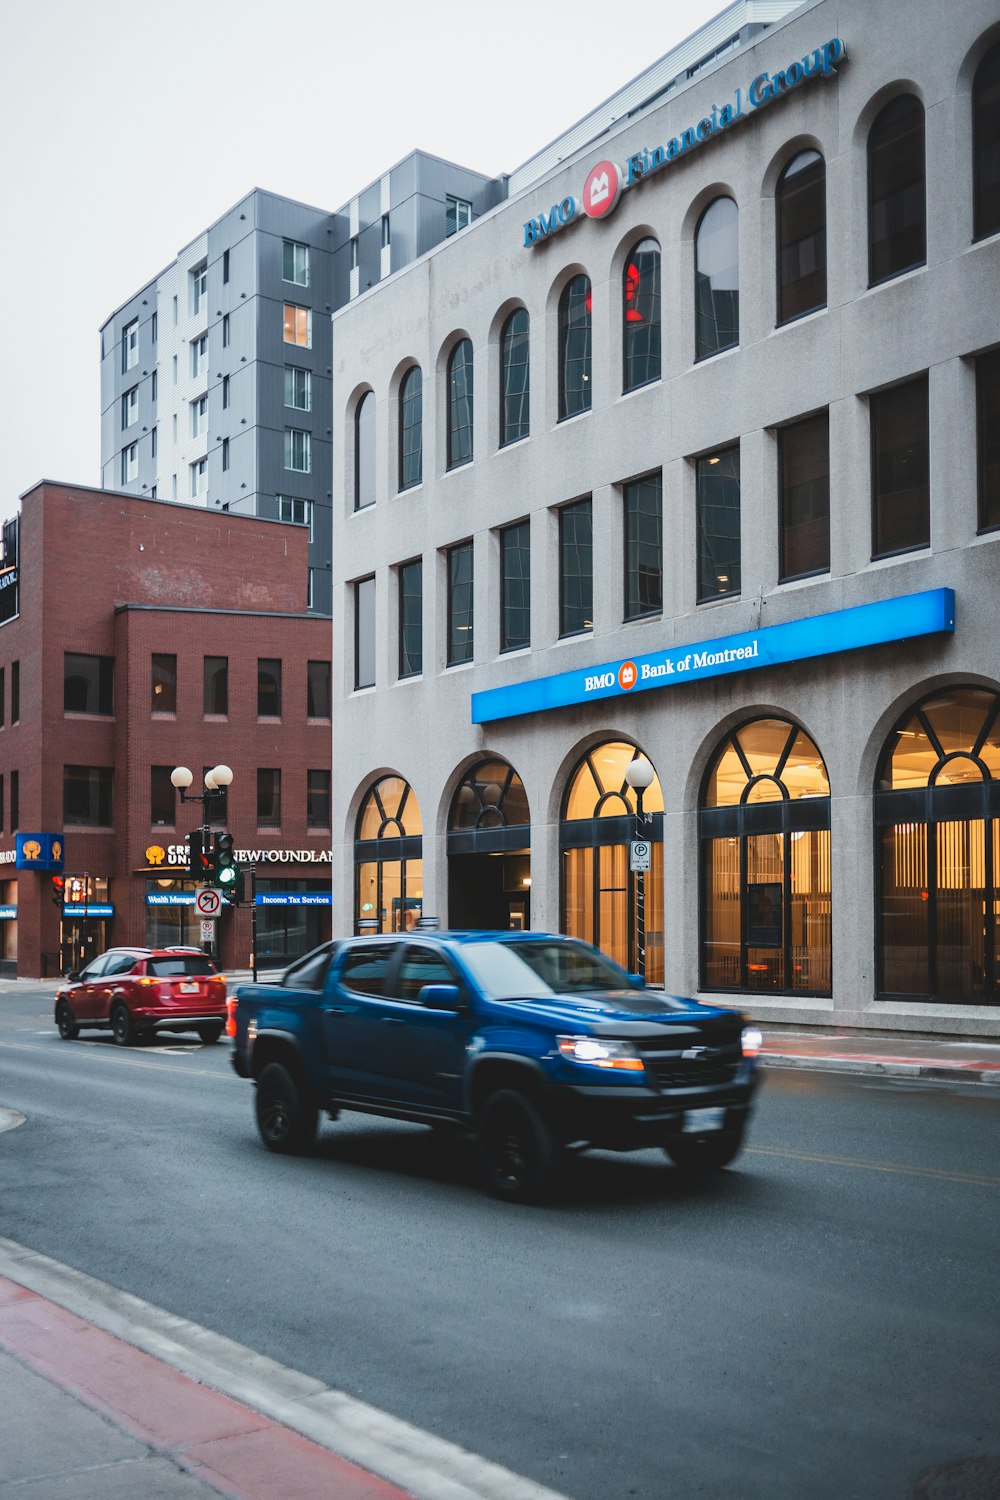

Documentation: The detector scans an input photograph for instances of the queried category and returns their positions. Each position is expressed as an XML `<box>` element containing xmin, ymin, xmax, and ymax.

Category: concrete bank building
<box><xmin>329</xmin><ymin>0</ymin><xmax>1000</xmax><ymax>1036</ymax></box>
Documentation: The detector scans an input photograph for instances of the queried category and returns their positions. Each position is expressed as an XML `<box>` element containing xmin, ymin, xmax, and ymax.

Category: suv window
<box><xmin>104</xmin><ymin>953</ymin><xmax>139</xmax><ymax>977</ymax></box>
<box><xmin>147</xmin><ymin>956</ymin><xmax>218</xmax><ymax>977</ymax></box>
<box><xmin>394</xmin><ymin>946</ymin><xmax>462</xmax><ymax>1003</ymax></box>
<box><xmin>79</xmin><ymin>954</ymin><xmax>110</xmax><ymax>980</ymax></box>
<box><xmin>339</xmin><ymin>944</ymin><xmax>396</xmax><ymax>996</ymax></box>
<box><xmin>282</xmin><ymin>945</ymin><xmax>334</xmax><ymax>991</ymax></box>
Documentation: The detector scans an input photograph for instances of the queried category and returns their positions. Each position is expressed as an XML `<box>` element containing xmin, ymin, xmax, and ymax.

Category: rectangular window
<box><xmin>257</xmin><ymin>769</ymin><xmax>281</xmax><ymax>827</ymax></box>
<box><xmin>307</xmin><ymin>659</ymin><xmax>331</xmax><ymax>719</ymax></box>
<box><xmin>381</xmin><ymin>214</ymin><xmax>391</xmax><ymax>248</ymax></box>
<box><xmin>624</xmin><ymin>473</ymin><xmax>663</xmax><ymax>620</ymax></box>
<box><xmin>222</xmin><ymin>437</ymin><xmax>230</xmax><ymax>471</ymax></box>
<box><xmin>349</xmin><ymin>237</ymin><xmax>359</xmax><ymax>271</ymax></box>
<box><xmin>190</xmin><ymin>394</ymin><xmax>208</xmax><ymax>437</ymax></box>
<box><xmin>696</xmin><ymin>446</ymin><xmax>741</xmax><ymax>601</ymax></box>
<box><xmin>222</xmin><ymin>374</ymin><xmax>230</xmax><ymax>409</ymax></box>
<box><xmin>64</xmin><ymin>653</ymin><xmax>114</xmax><ymax>715</ymax></box>
<box><xmin>398</xmin><ymin>559</ymin><xmax>423</xmax><ymax>678</ymax></box>
<box><xmin>151</xmin><ymin>653</ymin><xmax>177</xmax><ymax>714</ymax></box>
<box><xmin>190</xmin><ymin>457</ymin><xmax>208</xmax><ymax>496</ymax></box>
<box><xmin>283</xmin><ymin>303</ymin><xmax>312</xmax><ymax>348</ymax></box>
<box><xmin>282</xmin><ymin>239</ymin><xmax>310</xmax><ymax>286</ymax></box>
<box><xmin>150</xmin><ymin>765</ymin><xmax>176</xmax><ymax>827</ymax></box>
<box><xmin>257</xmin><ymin>658</ymin><xmax>282</xmax><ymax>717</ymax></box>
<box><xmin>447</xmin><ymin>542</ymin><xmax>474</xmax><ymax>664</ymax></box>
<box><xmin>151</xmin><ymin>426</ymin><xmax>157</xmax><ymax>459</ymax></box>
<box><xmin>500</xmin><ymin>521</ymin><xmax>531</xmax><ymax>651</ymax></box>
<box><xmin>10</xmin><ymin>769</ymin><xmax>18</xmax><ymax>831</ymax></box>
<box><xmin>222</xmin><ymin>312</ymin><xmax>230</xmax><ymax>347</ymax></box>
<box><xmin>977</xmin><ymin>349</ymin><xmax>1000</xmax><ymax>533</ymax></box>
<box><xmin>122</xmin><ymin>318</ymin><xmax>138</xmax><ymax>372</ymax></box>
<box><xmin>121</xmin><ymin>443</ymin><xmax>138</xmax><ymax>483</ymax></box>
<box><xmin>151</xmin><ymin>311</ymin><xmax>158</xmax><ymax>342</ymax></box>
<box><xmin>10</xmin><ymin>661</ymin><xmax>17</xmax><ymax>724</ymax></box>
<box><xmin>283</xmin><ymin>366</ymin><xmax>312</xmax><ymax>410</ymax></box>
<box><xmin>172</xmin><ymin>354</ymin><xmax>178</xmax><ymax>384</ymax></box>
<box><xmin>191</xmin><ymin>262</ymin><xmax>207</xmax><ymax>315</ymax></box>
<box><xmin>278</xmin><ymin>495</ymin><xmax>311</xmax><ymax>532</ymax></box>
<box><xmin>191</xmin><ymin>334</ymin><xmax>208</xmax><ymax>377</ymax></box>
<box><xmin>559</xmin><ymin>499</ymin><xmax>593</xmax><ymax>636</ymax></box>
<box><xmin>0</xmin><ymin>775</ymin><xmax>4</xmax><ymax>831</ymax></box>
<box><xmin>446</xmin><ymin>196</ymin><xmax>472</xmax><ymax>236</ymax></box>
<box><xmin>0</xmin><ymin>667</ymin><xmax>5</xmax><ymax>727</ymax></box>
<box><xmin>223</xmin><ymin>248</ymin><xmax>230</xmax><ymax>284</ymax></box>
<box><xmin>307</xmin><ymin>770</ymin><xmax>331</xmax><ymax>829</ymax></box>
<box><xmin>63</xmin><ymin>766</ymin><xmax>112</xmax><ymax>827</ymax></box>
<box><xmin>779</xmin><ymin>411</ymin><xmax>830</xmax><ymax>580</ymax></box>
<box><xmin>284</xmin><ymin>428</ymin><xmax>311</xmax><ymax>472</ymax></box>
<box><xmin>871</xmin><ymin>375</ymin><xmax>929</xmax><ymax>558</ymax></box>
<box><xmin>172</xmin><ymin>294</ymin><xmax>178</xmax><ymax>327</ymax></box>
<box><xmin>355</xmin><ymin>576</ymin><xmax>376</xmax><ymax>689</ymax></box>
<box><xmin>151</xmin><ymin>370</ymin><xmax>157</xmax><ymax>402</ymax></box>
<box><xmin>121</xmin><ymin>386</ymin><xmax>138</xmax><ymax>428</ymax></box>
<box><xmin>204</xmin><ymin>655</ymin><xmax>228</xmax><ymax>715</ymax></box>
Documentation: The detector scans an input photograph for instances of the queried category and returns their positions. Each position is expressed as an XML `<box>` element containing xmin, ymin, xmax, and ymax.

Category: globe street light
<box><xmin>624</xmin><ymin>756</ymin><xmax>655</xmax><ymax>983</ymax></box>
<box><xmin>170</xmin><ymin>764</ymin><xmax>233</xmax><ymax>807</ymax></box>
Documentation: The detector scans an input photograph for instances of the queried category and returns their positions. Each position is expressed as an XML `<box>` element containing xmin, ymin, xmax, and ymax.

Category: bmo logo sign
<box><xmin>585</xmin><ymin>661</ymin><xmax>638</xmax><ymax>694</ymax></box>
<box><xmin>582</xmin><ymin>160</ymin><xmax>623</xmax><ymax>220</ymax></box>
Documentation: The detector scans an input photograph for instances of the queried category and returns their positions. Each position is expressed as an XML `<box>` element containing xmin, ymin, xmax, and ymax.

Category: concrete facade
<box><xmin>328</xmin><ymin>0</ymin><xmax>1000</xmax><ymax>1035</ymax></box>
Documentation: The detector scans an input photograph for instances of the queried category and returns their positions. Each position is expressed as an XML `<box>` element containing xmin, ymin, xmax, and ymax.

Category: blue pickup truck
<box><xmin>230</xmin><ymin>931</ymin><xmax>762</xmax><ymax>1202</ymax></box>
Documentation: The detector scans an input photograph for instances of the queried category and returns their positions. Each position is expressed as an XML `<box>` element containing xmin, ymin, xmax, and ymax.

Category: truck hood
<box><xmin>491</xmin><ymin>990</ymin><xmax>740</xmax><ymax>1032</ymax></box>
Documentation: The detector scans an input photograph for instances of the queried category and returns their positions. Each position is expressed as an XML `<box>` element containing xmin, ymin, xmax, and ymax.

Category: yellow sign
<box><xmin>145</xmin><ymin>844</ymin><xmax>166</xmax><ymax>866</ymax></box>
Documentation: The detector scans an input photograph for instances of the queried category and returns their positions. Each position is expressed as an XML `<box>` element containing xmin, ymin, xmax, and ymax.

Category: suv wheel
<box><xmin>479</xmin><ymin>1088</ymin><xmax>558</xmax><ymax>1204</ymax></box>
<box><xmin>55</xmin><ymin>1001</ymin><xmax>79</xmax><ymax>1040</ymax></box>
<box><xmin>665</xmin><ymin>1127</ymin><xmax>744</xmax><ymax>1177</ymax></box>
<box><xmin>196</xmin><ymin>1023</ymin><xmax>224</xmax><ymax>1044</ymax></box>
<box><xmin>255</xmin><ymin>1062</ymin><xmax>318</xmax><ymax>1155</ymax></box>
<box><xmin>110</xmin><ymin>1002</ymin><xmax>137</xmax><ymax>1047</ymax></box>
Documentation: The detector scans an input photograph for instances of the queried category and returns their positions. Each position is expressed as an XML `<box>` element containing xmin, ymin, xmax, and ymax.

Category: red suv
<box><xmin>55</xmin><ymin>947</ymin><xmax>227</xmax><ymax>1046</ymax></box>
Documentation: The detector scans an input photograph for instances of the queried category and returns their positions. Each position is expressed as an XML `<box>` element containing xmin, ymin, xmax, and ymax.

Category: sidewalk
<box><xmin>757</xmin><ymin>1026</ymin><xmax>1000</xmax><ymax>1085</ymax></box>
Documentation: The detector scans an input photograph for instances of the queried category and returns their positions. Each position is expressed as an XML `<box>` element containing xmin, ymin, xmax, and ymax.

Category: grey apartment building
<box><xmin>99</xmin><ymin>159</ymin><xmax>504</xmax><ymax>615</ymax></box>
<box><xmin>328</xmin><ymin>0</ymin><xmax>1000</xmax><ymax>1037</ymax></box>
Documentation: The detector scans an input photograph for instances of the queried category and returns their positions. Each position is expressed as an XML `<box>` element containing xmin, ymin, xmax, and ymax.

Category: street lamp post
<box><xmin>624</xmin><ymin>756</ymin><xmax>655</xmax><ymax>984</ymax></box>
<box><xmin>171</xmin><ymin>764</ymin><xmax>234</xmax><ymax>958</ymax></box>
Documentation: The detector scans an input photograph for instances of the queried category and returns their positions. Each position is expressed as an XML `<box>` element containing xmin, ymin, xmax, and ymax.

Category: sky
<box><xmin>0</xmin><ymin>0</ymin><xmax>728</xmax><ymax>521</ymax></box>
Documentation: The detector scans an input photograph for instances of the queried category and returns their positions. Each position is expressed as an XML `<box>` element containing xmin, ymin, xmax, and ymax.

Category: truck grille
<box><xmin>637</xmin><ymin>1032</ymin><xmax>742</xmax><ymax>1090</ymax></box>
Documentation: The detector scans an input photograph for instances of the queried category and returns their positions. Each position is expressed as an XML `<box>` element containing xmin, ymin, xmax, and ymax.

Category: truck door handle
<box><xmin>324</xmin><ymin>1005</ymin><xmax>348</xmax><ymax>1014</ymax></box>
<box><xmin>381</xmin><ymin>1017</ymin><xmax>406</xmax><ymax>1026</ymax></box>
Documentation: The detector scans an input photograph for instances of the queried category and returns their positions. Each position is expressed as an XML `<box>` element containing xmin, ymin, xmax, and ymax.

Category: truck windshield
<box><xmin>460</xmin><ymin>939</ymin><xmax>632</xmax><ymax>1000</ymax></box>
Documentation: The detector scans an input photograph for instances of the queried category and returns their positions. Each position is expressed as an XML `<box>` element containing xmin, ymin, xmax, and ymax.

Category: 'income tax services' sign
<box><xmin>471</xmin><ymin>590</ymin><xmax>955</xmax><ymax>725</ymax></box>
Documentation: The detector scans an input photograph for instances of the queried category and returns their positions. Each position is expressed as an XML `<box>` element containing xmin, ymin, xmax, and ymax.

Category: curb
<box><xmin>760</xmin><ymin>1053</ymin><xmax>1000</xmax><ymax>1085</ymax></box>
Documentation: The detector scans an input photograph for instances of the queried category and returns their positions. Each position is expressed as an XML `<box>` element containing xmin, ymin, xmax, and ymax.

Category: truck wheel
<box><xmin>55</xmin><ymin>1001</ymin><xmax>79</xmax><ymax>1040</ymax></box>
<box><xmin>110</xmin><ymin>1003</ymin><xmax>137</xmax><ymax>1047</ymax></box>
<box><xmin>255</xmin><ymin>1062</ymin><xmax>318</xmax><ymax>1155</ymax></box>
<box><xmin>479</xmin><ymin>1089</ymin><xmax>558</xmax><ymax>1204</ymax></box>
<box><xmin>665</xmin><ymin>1127</ymin><xmax>744</xmax><ymax>1177</ymax></box>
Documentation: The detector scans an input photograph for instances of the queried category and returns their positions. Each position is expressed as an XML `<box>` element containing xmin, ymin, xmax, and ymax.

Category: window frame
<box><xmin>499</xmin><ymin>308</ymin><xmax>530</xmax><ymax>447</ymax></box>
<box><xmin>870</xmin><ymin>374</ymin><xmax>930</xmax><ymax>559</ymax></box>
<box><xmin>257</xmin><ymin>658</ymin><xmax>282</xmax><ymax>718</ymax></box>
<box><xmin>558</xmin><ymin>497</ymin><xmax>593</xmax><ymax>638</ymax></box>
<box><xmin>867</xmin><ymin>94</ymin><xmax>927</xmax><ymax>287</ymax></box>
<box><xmin>558</xmin><ymin>275</ymin><xmax>593</xmax><ymax>420</ymax></box>
<box><xmin>282</xmin><ymin>238</ymin><xmax>310</xmax><ymax>287</ymax></box>
<box><xmin>447</xmin><ymin>339</ymin><xmax>474</xmax><ymax>470</ymax></box>
<box><xmin>778</xmin><ymin>410</ymin><xmax>831</xmax><ymax>581</ymax></box>
<box><xmin>355</xmin><ymin>576</ymin><xmax>376</xmax><ymax>690</ymax></box>
<box><xmin>696</xmin><ymin>445</ymin><xmax>741</xmax><ymax>602</ymax></box>
<box><xmin>446</xmin><ymin>541</ymin><xmax>474</xmax><ymax>666</ymax></box>
<box><xmin>499</xmin><ymin>520</ymin><xmax>531</xmax><ymax>652</ymax></box>
<box><xmin>622</xmin><ymin>239</ymin><xmax>662</xmax><ymax>392</ymax></box>
<box><xmin>398</xmin><ymin>559</ymin><xmax>423</xmax><ymax>679</ymax></box>
<box><xmin>623</xmin><ymin>472</ymin><xmax>663</xmax><ymax>621</ymax></box>
<box><xmin>399</xmin><ymin>366</ymin><xmax>423</xmax><ymax>491</ymax></box>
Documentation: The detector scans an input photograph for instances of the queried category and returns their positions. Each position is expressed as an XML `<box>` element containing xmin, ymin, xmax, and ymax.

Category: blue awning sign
<box><xmin>471</xmin><ymin>589</ymin><xmax>956</xmax><ymax>725</ymax></box>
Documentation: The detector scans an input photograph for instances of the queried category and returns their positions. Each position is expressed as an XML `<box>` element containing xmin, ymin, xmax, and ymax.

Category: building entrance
<box><xmin>447</xmin><ymin>760</ymin><xmax>531</xmax><ymax>931</ymax></box>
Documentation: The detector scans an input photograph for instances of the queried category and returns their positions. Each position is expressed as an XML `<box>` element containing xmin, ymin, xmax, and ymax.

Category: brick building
<box><xmin>0</xmin><ymin>482</ymin><xmax>332</xmax><ymax>977</ymax></box>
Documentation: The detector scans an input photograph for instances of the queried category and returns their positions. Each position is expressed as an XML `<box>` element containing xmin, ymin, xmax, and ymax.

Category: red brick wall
<box><xmin>0</xmin><ymin>483</ymin><xmax>331</xmax><ymax>977</ymax></box>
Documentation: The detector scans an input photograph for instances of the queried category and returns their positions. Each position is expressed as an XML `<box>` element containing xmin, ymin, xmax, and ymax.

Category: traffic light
<box><xmin>222</xmin><ymin>864</ymin><xmax>245</xmax><ymax>907</ymax></box>
<box><xmin>214</xmin><ymin>832</ymin><xmax>236</xmax><ymax>892</ymax></box>
<box><xmin>67</xmin><ymin>878</ymin><xmax>86</xmax><ymax>905</ymax></box>
<box><xmin>51</xmin><ymin>875</ymin><xmax>66</xmax><ymax>907</ymax></box>
<box><xmin>187</xmin><ymin>829</ymin><xmax>212</xmax><ymax>878</ymax></box>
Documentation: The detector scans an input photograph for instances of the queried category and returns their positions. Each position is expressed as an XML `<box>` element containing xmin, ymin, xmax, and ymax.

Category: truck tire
<box><xmin>479</xmin><ymin>1088</ymin><xmax>559</xmax><ymax>1204</ymax></box>
<box><xmin>255</xmin><ymin>1062</ymin><xmax>318</xmax><ymax>1155</ymax></box>
<box><xmin>665</xmin><ymin>1126</ymin><xmax>744</xmax><ymax>1177</ymax></box>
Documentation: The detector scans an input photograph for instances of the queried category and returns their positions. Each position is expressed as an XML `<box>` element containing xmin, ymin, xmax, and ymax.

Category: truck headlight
<box><xmin>557</xmin><ymin>1036</ymin><xmax>644</xmax><ymax>1071</ymax></box>
<box><xmin>741</xmin><ymin>1026</ymin><xmax>764</xmax><ymax>1057</ymax></box>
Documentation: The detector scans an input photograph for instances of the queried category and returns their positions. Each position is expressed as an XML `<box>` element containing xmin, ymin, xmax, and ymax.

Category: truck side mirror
<box><xmin>417</xmin><ymin>983</ymin><xmax>463</xmax><ymax>1010</ymax></box>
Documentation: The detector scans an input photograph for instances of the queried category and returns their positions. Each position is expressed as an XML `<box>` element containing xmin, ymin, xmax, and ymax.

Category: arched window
<box><xmin>700</xmin><ymin>719</ymin><xmax>831</xmax><ymax>995</ymax></box>
<box><xmin>876</xmin><ymin>687</ymin><xmax>1000</xmax><ymax>1002</ymax></box>
<box><xmin>623</xmin><ymin>239</ymin><xmax>661</xmax><ymax>391</ymax></box>
<box><xmin>448</xmin><ymin>760</ymin><xmax>531</xmax><ymax>929</ymax></box>
<box><xmin>398</xmin><ymin>366</ymin><xmax>422</xmax><ymax>491</ymax></box>
<box><xmin>695</xmin><ymin>197</ymin><xmax>739</xmax><ymax>360</ymax></box>
<box><xmin>355</xmin><ymin>776</ymin><xmax>423</xmax><ymax>934</ymax></box>
<box><xmin>447</xmin><ymin>339</ymin><xmax>474</xmax><ymax>469</ymax></box>
<box><xmin>868</xmin><ymin>94</ymin><xmax>926</xmax><ymax>285</ymax></box>
<box><xmin>354</xmin><ymin>390</ymin><xmax>375</xmax><ymax>510</ymax></box>
<box><xmin>974</xmin><ymin>42</ymin><xmax>1000</xmax><ymax>241</ymax></box>
<box><xmin>558</xmin><ymin>275</ymin><xmax>592</xmax><ymax>419</ymax></box>
<box><xmin>776</xmin><ymin>151</ymin><xmax>826</xmax><ymax>324</ymax></box>
<box><xmin>561</xmin><ymin>742</ymin><xmax>664</xmax><ymax>983</ymax></box>
<box><xmin>499</xmin><ymin>309</ymin><xmax>530</xmax><ymax>446</ymax></box>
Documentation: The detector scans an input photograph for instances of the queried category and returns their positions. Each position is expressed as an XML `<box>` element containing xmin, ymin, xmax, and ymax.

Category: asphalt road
<box><xmin>1</xmin><ymin>984</ymin><xmax>998</xmax><ymax>1500</ymax></box>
